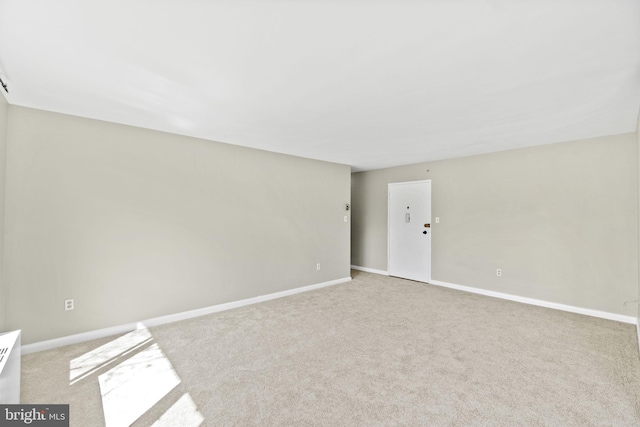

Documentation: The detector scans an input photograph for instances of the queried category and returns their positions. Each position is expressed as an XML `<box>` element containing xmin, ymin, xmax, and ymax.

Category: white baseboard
<box><xmin>351</xmin><ymin>265</ymin><xmax>388</xmax><ymax>276</ymax></box>
<box><xmin>22</xmin><ymin>276</ymin><xmax>352</xmax><ymax>355</ymax></box>
<box><xmin>429</xmin><ymin>279</ymin><xmax>636</xmax><ymax>324</ymax></box>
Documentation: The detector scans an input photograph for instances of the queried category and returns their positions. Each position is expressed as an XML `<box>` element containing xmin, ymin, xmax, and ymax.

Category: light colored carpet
<box><xmin>21</xmin><ymin>270</ymin><xmax>640</xmax><ymax>426</ymax></box>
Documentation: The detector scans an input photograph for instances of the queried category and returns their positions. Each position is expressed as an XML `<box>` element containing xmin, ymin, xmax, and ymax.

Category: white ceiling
<box><xmin>1</xmin><ymin>0</ymin><xmax>639</xmax><ymax>171</ymax></box>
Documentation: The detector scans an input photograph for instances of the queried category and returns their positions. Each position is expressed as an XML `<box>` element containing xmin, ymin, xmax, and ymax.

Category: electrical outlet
<box><xmin>65</xmin><ymin>299</ymin><xmax>74</xmax><ymax>311</ymax></box>
<box><xmin>317</xmin><ymin>263</ymin><xmax>321</xmax><ymax>270</ymax></box>
<box><xmin>496</xmin><ymin>269</ymin><xmax>502</xmax><ymax>277</ymax></box>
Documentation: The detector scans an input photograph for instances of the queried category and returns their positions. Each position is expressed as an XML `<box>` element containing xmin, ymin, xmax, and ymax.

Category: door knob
<box><xmin>423</xmin><ymin>231</ymin><xmax>427</xmax><ymax>234</ymax></box>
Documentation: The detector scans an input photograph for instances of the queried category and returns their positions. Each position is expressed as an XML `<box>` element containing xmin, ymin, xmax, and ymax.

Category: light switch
<box><xmin>435</xmin><ymin>217</ymin><xmax>440</xmax><ymax>223</ymax></box>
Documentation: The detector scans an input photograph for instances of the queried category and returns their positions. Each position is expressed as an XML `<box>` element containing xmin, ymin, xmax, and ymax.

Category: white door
<box><xmin>388</xmin><ymin>180</ymin><xmax>431</xmax><ymax>282</ymax></box>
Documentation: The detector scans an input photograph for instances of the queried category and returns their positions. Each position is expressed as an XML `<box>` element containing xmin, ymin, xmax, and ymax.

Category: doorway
<box><xmin>388</xmin><ymin>180</ymin><xmax>431</xmax><ymax>282</ymax></box>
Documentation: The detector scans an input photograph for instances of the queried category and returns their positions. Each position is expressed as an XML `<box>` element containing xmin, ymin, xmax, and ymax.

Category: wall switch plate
<box><xmin>65</xmin><ymin>299</ymin><xmax>74</xmax><ymax>311</ymax></box>
<box><xmin>435</xmin><ymin>217</ymin><xmax>440</xmax><ymax>223</ymax></box>
<box><xmin>317</xmin><ymin>263</ymin><xmax>321</xmax><ymax>270</ymax></box>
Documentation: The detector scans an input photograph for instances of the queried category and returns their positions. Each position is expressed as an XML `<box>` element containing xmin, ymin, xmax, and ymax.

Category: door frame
<box><xmin>387</xmin><ymin>179</ymin><xmax>432</xmax><ymax>282</ymax></box>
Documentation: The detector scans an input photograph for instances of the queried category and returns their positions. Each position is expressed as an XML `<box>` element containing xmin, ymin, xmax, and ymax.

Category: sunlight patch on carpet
<box><xmin>70</xmin><ymin>325</ymin><xmax>152</xmax><ymax>383</ymax></box>
<box><xmin>98</xmin><ymin>343</ymin><xmax>180</xmax><ymax>427</ymax></box>
<box><xmin>152</xmin><ymin>392</ymin><xmax>204</xmax><ymax>427</ymax></box>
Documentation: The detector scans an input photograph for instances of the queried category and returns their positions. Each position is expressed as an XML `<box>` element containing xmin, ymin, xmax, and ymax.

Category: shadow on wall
<box><xmin>69</xmin><ymin>324</ymin><xmax>204</xmax><ymax>426</ymax></box>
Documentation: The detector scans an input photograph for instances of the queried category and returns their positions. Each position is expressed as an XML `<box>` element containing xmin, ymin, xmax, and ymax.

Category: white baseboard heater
<box><xmin>0</xmin><ymin>330</ymin><xmax>21</xmax><ymax>403</ymax></box>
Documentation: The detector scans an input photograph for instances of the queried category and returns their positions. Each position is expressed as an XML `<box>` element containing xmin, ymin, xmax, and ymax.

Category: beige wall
<box><xmin>352</xmin><ymin>134</ymin><xmax>638</xmax><ymax>316</ymax></box>
<box><xmin>0</xmin><ymin>94</ymin><xmax>7</xmax><ymax>332</ymax></box>
<box><xmin>5</xmin><ymin>106</ymin><xmax>351</xmax><ymax>344</ymax></box>
<box><xmin>637</xmin><ymin>110</ymin><xmax>640</xmax><ymax>327</ymax></box>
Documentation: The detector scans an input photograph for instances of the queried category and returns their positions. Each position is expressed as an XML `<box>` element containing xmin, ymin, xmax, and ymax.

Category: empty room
<box><xmin>1</xmin><ymin>0</ymin><xmax>640</xmax><ymax>426</ymax></box>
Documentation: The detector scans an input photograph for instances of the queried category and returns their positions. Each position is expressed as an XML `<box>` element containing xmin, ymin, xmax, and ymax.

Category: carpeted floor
<box><xmin>21</xmin><ymin>271</ymin><xmax>640</xmax><ymax>426</ymax></box>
